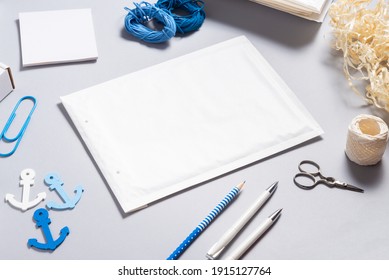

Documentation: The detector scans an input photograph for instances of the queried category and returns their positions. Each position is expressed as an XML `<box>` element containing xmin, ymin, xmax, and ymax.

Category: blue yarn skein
<box><xmin>156</xmin><ymin>0</ymin><xmax>206</xmax><ymax>34</ymax></box>
<box><xmin>124</xmin><ymin>2</ymin><xmax>176</xmax><ymax>43</ymax></box>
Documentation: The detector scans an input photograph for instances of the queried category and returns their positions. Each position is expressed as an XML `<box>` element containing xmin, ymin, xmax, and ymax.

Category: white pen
<box><xmin>225</xmin><ymin>208</ymin><xmax>282</xmax><ymax>260</ymax></box>
<box><xmin>206</xmin><ymin>182</ymin><xmax>278</xmax><ymax>260</ymax></box>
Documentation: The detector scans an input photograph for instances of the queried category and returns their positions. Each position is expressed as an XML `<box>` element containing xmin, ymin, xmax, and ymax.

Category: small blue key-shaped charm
<box><xmin>28</xmin><ymin>208</ymin><xmax>69</xmax><ymax>251</ymax></box>
<box><xmin>45</xmin><ymin>173</ymin><xmax>84</xmax><ymax>210</ymax></box>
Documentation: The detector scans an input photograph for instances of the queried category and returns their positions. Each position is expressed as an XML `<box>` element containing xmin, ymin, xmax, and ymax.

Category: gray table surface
<box><xmin>1</xmin><ymin>0</ymin><xmax>388</xmax><ymax>260</ymax></box>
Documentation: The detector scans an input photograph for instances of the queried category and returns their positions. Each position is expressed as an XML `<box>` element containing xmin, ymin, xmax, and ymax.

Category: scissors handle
<box><xmin>298</xmin><ymin>160</ymin><xmax>322</xmax><ymax>176</ymax></box>
<box><xmin>293</xmin><ymin>172</ymin><xmax>319</xmax><ymax>190</ymax></box>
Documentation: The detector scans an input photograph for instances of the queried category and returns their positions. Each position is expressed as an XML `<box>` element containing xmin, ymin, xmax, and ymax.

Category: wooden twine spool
<box><xmin>345</xmin><ymin>114</ymin><xmax>389</xmax><ymax>166</ymax></box>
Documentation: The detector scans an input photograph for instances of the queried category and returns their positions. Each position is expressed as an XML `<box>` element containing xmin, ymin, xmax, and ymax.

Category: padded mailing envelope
<box><xmin>61</xmin><ymin>36</ymin><xmax>323</xmax><ymax>213</ymax></box>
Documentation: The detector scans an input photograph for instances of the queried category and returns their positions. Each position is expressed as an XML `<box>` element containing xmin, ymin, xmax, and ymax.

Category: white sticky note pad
<box><xmin>19</xmin><ymin>9</ymin><xmax>98</xmax><ymax>67</ymax></box>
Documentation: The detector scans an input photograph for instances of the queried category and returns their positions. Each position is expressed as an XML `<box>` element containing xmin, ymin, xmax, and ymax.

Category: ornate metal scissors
<box><xmin>293</xmin><ymin>160</ymin><xmax>364</xmax><ymax>193</ymax></box>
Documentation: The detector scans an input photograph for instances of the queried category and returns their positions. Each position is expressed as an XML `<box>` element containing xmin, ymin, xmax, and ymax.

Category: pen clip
<box><xmin>206</xmin><ymin>245</ymin><xmax>226</xmax><ymax>260</ymax></box>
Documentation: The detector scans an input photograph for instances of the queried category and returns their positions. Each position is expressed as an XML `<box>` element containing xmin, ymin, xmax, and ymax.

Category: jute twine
<box><xmin>345</xmin><ymin>114</ymin><xmax>389</xmax><ymax>165</ymax></box>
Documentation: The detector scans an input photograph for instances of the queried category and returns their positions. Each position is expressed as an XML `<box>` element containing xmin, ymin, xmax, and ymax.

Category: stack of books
<box><xmin>250</xmin><ymin>0</ymin><xmax>333</xmax><ymax>22</ymax></box>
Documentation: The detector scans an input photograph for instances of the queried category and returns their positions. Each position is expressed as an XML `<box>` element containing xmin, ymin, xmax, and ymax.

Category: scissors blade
<box><xmin>346</xmin><ymin>184</ymin><xmax>364</xmax><ymax>193</ymax></box>
<box><xmin>336</xmin><ymin>182</ymin><xmax>364</xmax><ymax>193</ymax></box>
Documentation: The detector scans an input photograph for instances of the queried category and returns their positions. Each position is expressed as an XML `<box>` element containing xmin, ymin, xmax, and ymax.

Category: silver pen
<box><xmin>225</xmin><ymin>208</ymin><xmax>282</xmax><ymax>260</ymax></box>
<box><xmin>206</xmin><ymin>182</ymin><xmax>278</xmax><ymax>260</ymax></box>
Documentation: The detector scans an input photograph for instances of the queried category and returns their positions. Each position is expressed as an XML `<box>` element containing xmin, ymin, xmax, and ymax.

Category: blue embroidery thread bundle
<box><xmin>124</xmin><ymin>2</ymin><xmax>177</xmax><ymax>43</ymax></box>
<box><xmin>156</xmin><ymin>0</ymin><xmax>205</xmax><ymax>34</ymax></box>
<box><xmin>124</xmin><ymin>0</ymin><xmax>205</xmax><ymax>43</ymax></box>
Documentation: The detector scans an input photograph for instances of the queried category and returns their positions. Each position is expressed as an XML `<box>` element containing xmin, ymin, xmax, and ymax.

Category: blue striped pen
<box><xmin>166</xmin><ymin>181</ymin><xmax>245</xmax><ymax>260</ymax></box>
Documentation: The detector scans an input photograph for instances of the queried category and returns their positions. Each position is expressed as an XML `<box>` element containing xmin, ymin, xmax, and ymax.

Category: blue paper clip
<box><xmin>0</xmin><ymin>96</ymin><xmax>37</xmax><ymax>157</ymax></box>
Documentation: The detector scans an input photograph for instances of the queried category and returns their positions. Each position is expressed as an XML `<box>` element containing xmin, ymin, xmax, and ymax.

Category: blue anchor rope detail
<box><xmin>45</xmin><ymin>173</ymin><xmax>84</xmax><ymax>210</ymax></box>
<box><xmin>28</xmin><ymin>208</ymin><xmax>69</xmax><ymax>251</ymax></box>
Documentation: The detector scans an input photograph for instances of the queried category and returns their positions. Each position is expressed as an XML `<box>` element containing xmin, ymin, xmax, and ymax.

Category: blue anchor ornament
<box><xmin>5</xmin><ymin>169</ymin><xmax>46</xmax><ymax>211</ymax></box>
<box><xmin>28</xmin><ymin>208</ymin><xmax>69</xmax><ymax>251</ymax></box>
<box><xmin>45</xmin><ymin>173</ymin><xmax>84</xmax><ymax>210</ymax></box>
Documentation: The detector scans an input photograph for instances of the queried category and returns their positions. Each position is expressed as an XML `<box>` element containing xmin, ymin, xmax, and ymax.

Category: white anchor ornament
<box><xmin>5</xmin><ymin>169</ymin><xmax>46</xmax><ymax>211</ymax></box>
